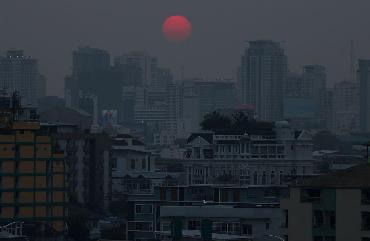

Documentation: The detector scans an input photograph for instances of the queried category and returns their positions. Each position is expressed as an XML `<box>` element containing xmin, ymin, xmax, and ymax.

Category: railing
<box><xmin>0</xmin><ymin>221</ymin><xmax>24</xmax><ymax>237</ymax></box>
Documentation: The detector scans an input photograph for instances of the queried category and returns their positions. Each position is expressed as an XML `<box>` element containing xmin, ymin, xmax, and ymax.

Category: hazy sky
<box><xmin>1</xmin><ymin>0</ymin><xmax>370</xmax><ymax>96</ymax></box>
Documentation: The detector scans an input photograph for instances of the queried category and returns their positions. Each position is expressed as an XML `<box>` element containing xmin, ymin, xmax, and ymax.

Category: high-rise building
<box><xmin>302</xmin><ymin>65</ymin><xmax>327</xmax><ymax>120</ymax></box>
<box><xmin>65</xmin><ymin>46</ymin><xmax>110</xmax><ymax>109</ymax></box>
<box><xmin>115</xmin><ymin>51</ymin><xmax>157</xmax><ymax>87</ymax></box>
<box><xmin>239</xmin><ymin>40</ymin><xmax>287</xmax><ymax>121</ymax></box>
<box><xmin>281</xmin><ymin>164</ymin><xmax>370</xmax><ymax>241</ymax></box>
<box><xmin>333</xmin><ymin>80</ymin><xmax>359</xmax><ymax>134</ymax></box>
<box><xmin>319</xmin><ymin>89</ymin><xmax>334</xmax><ymax>130</ymax></box>
<box><xmin>0</xmin><ymin>50</ymin><xmax>45</xmax><ymax>106</ymax></box>
<box><xmin>72</xmin><ymin>46</ymin><xmax>110</xmax><ymax>77</ymax></box>
<box><xmin>0</xmin><ymin>95</ymin><xmax>67</xmax><ymax>233</ymax></box>
<box><xmin>285</xmin><ymin>72</ymin><xmax>304</xmax><ymax>98</ymax></box>
<box><xmin>122</xmin><ymin>85</ymin><xmax>180</xmax><ymax>133</ymax></box>
<box><xmin>301</xmin><ymin>65</ymin><xmax>326</xmax><ymax>99</ymax></box>
<box><xmin>179</xmin><ymin>79</ymin><xmax>237</xmax><ymax>132</ymax></box>
<box><xmin>54</xmin><ymin>131</ymin><xmax>112</xmax><ymax>212</ymax></box>
<box><xmin>358</xmin><ymin>59</ymin><xmax>370</xmax><ymax>132</ymax></box>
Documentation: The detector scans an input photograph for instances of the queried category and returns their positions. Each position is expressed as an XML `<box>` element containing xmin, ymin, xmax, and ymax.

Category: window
<box><xmin>270</xmin><ymin>171</ymin><xmax>276</xmax><ymax>185</ymax></box>
<box><xmin>130</xmin><ymin>159</ymin><xmax>135</xmax><ymax>169</ymax></box>
<box><xmin>127</xmin><ymin>221</ymin><xmax>153</xmax><ymax>232</ymax></box>
<box><xmin>141</xmin><ymin>159</ymin><xmax>146</xmax><ymax>169</ymax></box>
<box><xmin>242</xmin><ymin>224</ymin><xmax>252</xmax><ymax>235</ymax></box>
<box><xmin>15</xmin><ymin>207</ymin><xmax>19</xmax><ymax>216</ymax></box>
<box><xmin>314</xmin><ymin>237</ymin><xmax>323</xmax><ymax>241</ymax></box>
<box><xmin>313</xmin><ymin>211</ymin><xmax>324</xmax><ymax>228</ymax></box>
<box><xmin>135</xmin><ymin>204</ymin><xmax>153</xmax><ymax>214</ymax></box>
<box><xmin>279</xmin><ymin>171</ymin><xmax>284</xmax><ymax>185</ymax></box>
<box><xmin>301</xmin><ymin>189</ymin><xmax>321</xmax><ymax>202</ymax></box>
<box><xmin>253</xmin><ymin>172</ymin><xmax>258</xmax><ymax>185</ymax></box>
<box><xmin>362</xmin><ymin>189</ymin><xmax>370</xmax><ymax>205</ymax></box>
<box><xmin>262</xmin><ymin>171</ymin><xmax>266</xmax><ymax>185</ymax></box>
<box><xmin>188</xmin><ymin>220</ymin><xmax>201</xmax><ymax>230</ymax></box>
<box><xmin>326</xmin><ymin>211</ymin><xmax>336</xmax><ymax>230</ymax></box>
<box><xmin>265</xmin><ymin>222</ymin><xmax>270</xmax><ymax>230</ymax></box>
<box><xmin>362</xmin><ymin>212</ymin><xmax>370</xmax><ymax>231</ymax></box>
<box><xmin>111</xmin><ymin>158</ymin><xmax>117</xmax><ymax>169</ymax></box>
<box><xmin>283</xmin><ymin>210</ymin><xmax>289</xmax><ymax>228</ymax></box>
<box><xmin>161</xmin><ymin>222</ymin><xmax>171</xmax><ymax>231</ymax></box>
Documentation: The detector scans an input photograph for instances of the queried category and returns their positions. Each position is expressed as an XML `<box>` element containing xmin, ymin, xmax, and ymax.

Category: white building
<box><xmin>111</xmin><ymin>134</ymin><xmax>156</xmax><ymax>199</ymax></box>
<box><xmin>158</xmin><ymin>121</ymin><xmax>314</xmax><ymax>186</ymax></box>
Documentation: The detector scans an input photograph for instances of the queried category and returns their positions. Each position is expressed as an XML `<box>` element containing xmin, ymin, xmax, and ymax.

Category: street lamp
<box><xmin>266</xmin><ymin>234</ymin><xmax>285</xmax><ymax>241</ymax></box>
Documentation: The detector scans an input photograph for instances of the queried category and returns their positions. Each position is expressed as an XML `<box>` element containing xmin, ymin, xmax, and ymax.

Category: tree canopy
<box><xmin>200</xmin><ymin>111</ymin><xmax>274</xmax><ymax>134</ymax></box>
<box><xmin>312</xmin><ymin>130</ymin><xmax>341</xmax><ymax>151</ymax></box>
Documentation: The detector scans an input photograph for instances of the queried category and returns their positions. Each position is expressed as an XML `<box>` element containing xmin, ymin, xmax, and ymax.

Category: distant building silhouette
<box><xmin>239</xmin><ymin>40</ymin><xmax>287</xmax><ymax>121</ymax></box>
<box><xmin>283</xmin><ymin>66</ymin><xmax>330</xmax><ymax>130</ymax></box>
<box><xmin>38</xmin><ymin>96</ymin><xmax>65</xmax><ymax>112</ymax></box>
<box><xmin>358</xmin><ymin>59</ymin><xmax>370</xmax><ymax>132</ymax></box>
<box><xmin>180</xmin><ymin>79</ymin><xmax>237</xmax><ymax>133</ymax></box>
<box><xmin>115</xmin><ymin>51</ymin><xmax>160</xmax><ymax>87</ymax></box>
<box><xmin>333</xmin><ymin>80</ymin><xmax>359</xmax><ymax>134</ymax></box>
<box><xmin>302</xmin><ymin>65</ymin><xmax>327</xmax><ymax>122</ymax></box>
<box><xmin>65</xmin><ymin>46</ymin><xmax>111</xmax><ymax>110</ymax></box>
<box><xmin>0</xmin><ymin>50</ymin><xmax>46</xmax><ymax>106</ymax></box>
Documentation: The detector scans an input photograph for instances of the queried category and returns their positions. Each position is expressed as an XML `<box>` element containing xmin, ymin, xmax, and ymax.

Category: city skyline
<box><xmin>1</xmin><ymin>0</ymin><xmax>370</xmax><ymax>96</ymax></box>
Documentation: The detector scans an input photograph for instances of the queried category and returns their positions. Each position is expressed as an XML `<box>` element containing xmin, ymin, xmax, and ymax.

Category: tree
<box><xmin>200</xmin><ymin>111</ymin><xmax>232</xmax><ymax>132</ymax></box>
<box><xmin>312</xmin><ymin>130</ymin><xmax>341</xmax><ymax>151</ymax></box>
<box><xmin>67</xmin><ymin>207</ymin><xmax>90</xmax><ymax>241</ymax></box>
<box><xmin>231</xmin><ymin>111</ymin><xmax>251</xmax><ymax>133</ymax></box>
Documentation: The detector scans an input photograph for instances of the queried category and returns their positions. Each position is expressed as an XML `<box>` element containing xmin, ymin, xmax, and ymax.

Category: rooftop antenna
<box><xmin>11</xmin><ymin>91</ymin><xmax>23</xmax><ymax>121</ymax></box>
<box><xmin>350</xmin><ymin>40</ymin><xmax>355</xmax><ymax>82</ymax></box>
<box><xmin>180</xmin><ymin>65</ymin><xmax>184</xmax><ymax>81</ymax></box>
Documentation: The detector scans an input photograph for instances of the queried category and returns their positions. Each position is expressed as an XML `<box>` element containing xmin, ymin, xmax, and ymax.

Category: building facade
<box><xmin>160</xmin><ymin>121</ymin><xmax>314</xmax><ymax>186</ymax></box>
<box><xmin>0</xmin><ymin>121</ymin><xmax>67</xmax><ymax>233</ymax></box>
<box><xmin>358</xmin><ymin>59</ymin><xmax>370</xmax><ymax>133</ymax></box>
<box><xmin>0</xmin><ymin>50</ymin><xmax>45</xmax><ymax>106</ymax></box>
<box><xmin>332</xmin><ymin>80</ymin><xmax>359</xmax><ymax>134</ymax></box>
<box><xmin>281</xmin><ymin>164</ymin><xmax>370</xmax><ymax>241</ymax></box>
<box><xmin>55</xmin><ymin>132</ymin><xmax>112</xmax><ymax>212</ymax></box>
<box><xmin>239</xmin><ymin>40</ymin><xmax>287</xmax><ymax>121</ymax></box>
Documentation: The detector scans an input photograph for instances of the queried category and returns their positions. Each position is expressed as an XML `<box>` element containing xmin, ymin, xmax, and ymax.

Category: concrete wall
<box><xmin>336</xmin><ymin>189</ymin><xmax>361</xmax><ymax>241</ymax></box>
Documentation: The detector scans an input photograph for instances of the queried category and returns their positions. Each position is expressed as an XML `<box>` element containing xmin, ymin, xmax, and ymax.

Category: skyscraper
<box><xmin>239</xmin><ymin>40</ymin><xmax>287</xmax><ymax>121</ymax></box>
<box><xmin>0</xmin><ymin>96</ymin><xmax>67</xmax><ymax>233</ymax></box>
<box><xmin>302</xmin><ymin>65</ymin><xmax>327</xmax><ymax>121</ymax></box>
<box><xmin>115</xmin><ymin>51</ymin><xmax>157</xmax><ymax>87</ymax></box>
<box><xmin>333</xmin><ymin>80</ymin><xmax>359</xmax><ymax>134</ymax></box>
<box><xmin>0</xmin><ymin>50</ymin><xmax>45</xmax><ymax>106</ymax></box>
<box><xmin>72</xmin><ymin>46</ymin><xmax>110</xmax><ymax>77</ymax></box>
<box><xmin>357</xmin><ymin>59</ymin><xmax>370</xmax><ymax>132</ymax></box>
<box><xmin>179</xmin><ymin>79</ymin><xmax>237</xmax><ymax>132</ymax></box>
<box><xmin>65</xmin><ymin>46</ymin><xmax>111</xmax><ymax>109</ymax></box>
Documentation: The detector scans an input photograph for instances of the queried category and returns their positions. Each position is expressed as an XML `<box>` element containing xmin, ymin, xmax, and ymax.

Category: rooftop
<box><xmin>296</xmin><ymin>164</ymin><xmax>370</xmax><ymax>188</ymax></box>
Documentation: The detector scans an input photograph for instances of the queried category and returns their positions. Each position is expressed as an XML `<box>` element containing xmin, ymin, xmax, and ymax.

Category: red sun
<box><xmin>162</xmin><ymin>15</ymin><xmax>192</xmax><ymax>43</ymax></box>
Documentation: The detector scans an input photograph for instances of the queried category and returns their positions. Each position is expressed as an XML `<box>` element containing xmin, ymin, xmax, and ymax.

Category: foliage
<box><xmin>312</xmin><ymin>130</ymin><xmax>341</xmax><ymax>151</ymax></box>
<box><xmin>67</xmin><ymin>207</ymin><xmax>90</xmax><ymax>241</ymax></box>
<box><xmin>109</xmin><ymin>200</ymin><xmax>129</xmax><ymax>218</ymax></box>
<box><xmin>200</xmin><ymin>111</ymin><xmax>273</xmax><ymax>134</ymax></box>
<box><xmin>200</xmin><ymin>111</ymin><xmax>232</xmax><ymax>133</ymax></box>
